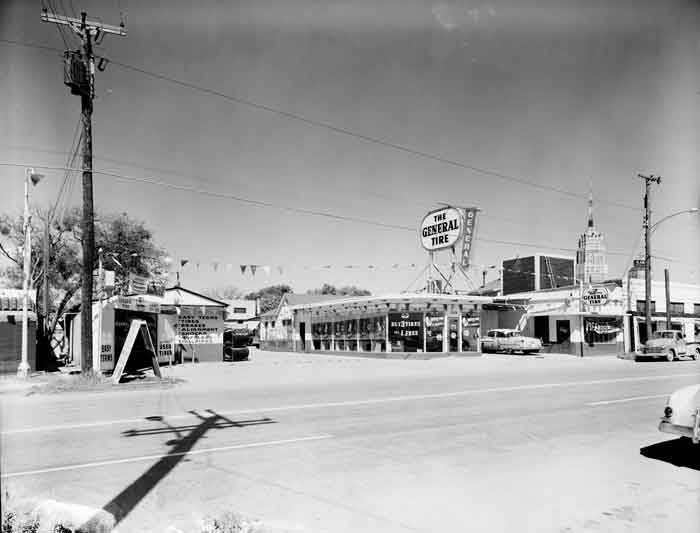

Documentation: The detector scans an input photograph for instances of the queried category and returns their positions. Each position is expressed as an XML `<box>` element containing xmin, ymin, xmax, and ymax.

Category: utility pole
<box><xmin>42</xmin><ymin>218</ymin><xmax>50</xmax><ymax>363</ymax></box>
<box><xmin>41</xmin><ymin>9</ymin><xmax>126</xmax><ymax>373</ymax></box>
<box><xmin>637</xmin><ymin>173</ymin><xmax>661</xmax><ymax>343</ymax></box>
<box><xmin>664</xmin><ymin>268</ymin><xmax>671</xmax><ymax>330</ymax></box>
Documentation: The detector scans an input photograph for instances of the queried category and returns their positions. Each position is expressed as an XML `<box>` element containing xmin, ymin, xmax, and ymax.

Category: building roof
<box><xmin>162</xmin><ymin>287</ymin><xmax>228</xmax><ymax>307</ymax></box>
<box><xmin>285</xmin><ymin>293</ymin><xmax>341</xmax><ymax>306</ymax></box>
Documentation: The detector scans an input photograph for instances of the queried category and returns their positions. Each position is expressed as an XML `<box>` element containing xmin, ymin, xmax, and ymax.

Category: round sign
<box><xmin>420</xmin><ymin>207</ymin><xmax>462</xmax><ymax>251</ymax></box>
<box><xmin>582</xmin><ymin>286</ymin><xmax>609</xmax><ymax>307</ymax></box>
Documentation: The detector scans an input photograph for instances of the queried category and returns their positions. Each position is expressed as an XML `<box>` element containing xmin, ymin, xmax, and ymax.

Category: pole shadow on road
<box><xmin>80</xmin><ymin>409</ymin><xmax>276</xmax><ymax>529</ymax></box>
<box><xmin>640</xmin><ymin>438</ymin><xmax>700</xmax><ymax>471</ymax></box>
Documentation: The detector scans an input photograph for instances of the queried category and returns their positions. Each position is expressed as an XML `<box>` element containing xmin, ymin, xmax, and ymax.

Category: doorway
<box><xmin>556</xmin><ymin>320</ymin><xmax>571</xmax><ymax>344</ymax></box>
<box><xmin>299</xmin><ymin>322</ymin><xmax>306</xmax><ymax>351</ymax></box>
<box><xmin>448</xmin><ymin>317</ymin><xmax>459</xmax><ymax>352</ymax></box>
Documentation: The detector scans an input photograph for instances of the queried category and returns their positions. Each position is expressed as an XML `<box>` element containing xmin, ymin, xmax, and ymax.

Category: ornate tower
<box><xmin>576</xmin><ymin>188</ymin><xmax>608</xmax><ymax>284</ymax></box>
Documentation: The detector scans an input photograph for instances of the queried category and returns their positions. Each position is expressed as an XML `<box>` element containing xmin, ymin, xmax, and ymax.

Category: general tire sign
<box><xmin>420</xmin><ymin>207</ymin><xmax>462</xmax><ymax>251</ymax></box>
<box><xmin>582</xmin><ymin>286</ymin><xmax>609</xmax><ymax>307</ymax></box>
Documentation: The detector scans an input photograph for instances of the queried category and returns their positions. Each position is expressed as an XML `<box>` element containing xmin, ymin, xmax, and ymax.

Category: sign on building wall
<box><xmin>460</xmin><ymin>208</ymin><xmax>478</xmax><ymax>268</ymax></box>
<box><xmin>114</xmin><ymin>296</ymin><xmax>161</xmax><ymax>314</ymax></box>
<box><xmin>174</xmin><ymin>308</ymin><xmax>223</xmax><ymax>344</ymax></box>
<box><xmin>582</xmin><ymin>286</ymin><xmax>610</xmax><ymax>308</ymax></box>
<box><xmin>420</xmin><ymin>207</ymin><xmax>462</xmax><ymax>251</ymax></box>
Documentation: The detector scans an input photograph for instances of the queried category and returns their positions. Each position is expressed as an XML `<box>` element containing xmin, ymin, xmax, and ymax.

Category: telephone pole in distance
<box><xmin>41</xmin><ymin>9</ymin><xmax>126</xmax><ymax>373</ymax></box>
<box><xmin>637</xmin><ymin>173</ymin><xmax>661</xmax><ymax>343</ymax></box>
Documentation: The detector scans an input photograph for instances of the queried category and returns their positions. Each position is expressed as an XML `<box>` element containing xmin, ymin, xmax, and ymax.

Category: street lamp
<box><xmin>639</xmin><ymin>206</ymin><xmax>699</xmax><ymax>344</ymax></box>
<box><xmin>650</xmin><ymin>207</ymin><xmax>700</xmax><ymax>233</ymax></box>
<box><xmin>18</xmin><ymin>168</ymin><xmax>44</xmax><ymax>378</ymax></box>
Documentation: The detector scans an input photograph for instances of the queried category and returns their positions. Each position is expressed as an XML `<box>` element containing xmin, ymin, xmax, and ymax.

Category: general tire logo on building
<box><xmin>582</xmin><ymin>287</ymin><xmax>609</xmax><ymax>307</ymax></box>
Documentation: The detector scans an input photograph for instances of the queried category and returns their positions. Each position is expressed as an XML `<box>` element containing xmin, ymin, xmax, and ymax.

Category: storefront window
<box><xmin>345</xmin><ymin>319</ymin><xmax>357</xmax><ymax>351</ymax></box>
<box><xmin>584</xmin><ymin>316</ymin><xmax>622</xmax><ymax>345</ymax></box>
<box><xmin>461</xmin><ymin>312</ymin><xmax>480</xmax><ymax>351</ymax></box>
<box><xmin>425</xmin><ymin>312</ymin><xmax>444</xmax><ymax>352</ymax></box>
<box><xmin>334</xmin><ymin>321</ymin><xmax>345</xmax><ymax>350</ymax></box>
<box><xmin>388</xmin><ymin>312</ymin><xmax>423</xmax><ymax>352</ymax></box>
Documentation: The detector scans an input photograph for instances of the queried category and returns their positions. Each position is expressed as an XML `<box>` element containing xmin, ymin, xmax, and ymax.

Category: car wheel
<box><xmin>666</xmin><ymin>349</ymin><xmax>675</xmax><ymax>362</ymax></box>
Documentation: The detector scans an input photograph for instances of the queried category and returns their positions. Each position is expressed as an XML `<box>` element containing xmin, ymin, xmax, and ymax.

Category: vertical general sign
<box><xmin>460</xmin><ymin>208</ymin><xmax>478</xmax><ymax>268</ymax></box>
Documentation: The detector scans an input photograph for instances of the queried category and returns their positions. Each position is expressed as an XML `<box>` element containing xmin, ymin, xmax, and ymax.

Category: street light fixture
<box><xmin>19</xmin><ymin>168</ymin><xmax>44</xmax><ymax>378</ymax></box>
<box><xmin>650</xmin><ymin>207</ymin><xmax>700</xmax><ymax>233</ymax></box>
<box><xmin>638</xmin><ymin>206</ymin><xmax>699</xmax><ymax>345</ymax></box>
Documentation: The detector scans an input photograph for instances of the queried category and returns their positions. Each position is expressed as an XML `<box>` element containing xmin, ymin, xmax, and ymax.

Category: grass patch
<box><xmin>27</xmin><ymin>371</ymin><xmax>183</xmax><ymax>395</ymax></box>
<box><xmin>201</xmin><ymin>512</ymin><xmax>267</xmax><ymax>533</ymax></box>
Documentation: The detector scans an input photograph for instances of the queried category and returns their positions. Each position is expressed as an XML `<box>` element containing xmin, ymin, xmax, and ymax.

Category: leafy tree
<box><xmin>307</xmin><ymin>284</ymin><xmax>371</xmax><ymax>297</ymax></box>
<box><xmin>245</xmin><ymin>284</ymin><xmax>292</xmax><ymax>314</ymax></box>
<box><xmin>0</xmin><ymin>207</ymin><xmax>170</xmax><ymax>356</ymax></box>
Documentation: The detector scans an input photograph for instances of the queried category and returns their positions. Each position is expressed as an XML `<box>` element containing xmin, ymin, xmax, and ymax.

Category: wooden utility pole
<box><xmin>664</xmin><ymin>268</ymin><xmax>671</xmax><ymax>330</ymax></box>
<box><xmin>637</xmin><ymin>173</ymin><xmax>661</xmax><ymax>343</ymax></box>
<box><xmin>41</xmin><ymin>9</ymin><xmax>126</xmax><ymax>372</ymax></box>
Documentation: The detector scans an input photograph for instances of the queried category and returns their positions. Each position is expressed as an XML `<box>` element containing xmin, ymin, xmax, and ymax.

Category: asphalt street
<box><xmin>1</xmin><ymin>351</ymin><xmax>699</xmax><ymax>533</ymax></box>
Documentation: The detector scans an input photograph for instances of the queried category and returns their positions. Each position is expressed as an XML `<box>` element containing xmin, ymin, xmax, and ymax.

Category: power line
<box><xmin>0</xmin><ymin>142</ymin><xmax>571</xmax><ymax>232</ymax></box>
<box><xmin>0</xmin><ymin>37</ymin><xmax>642</xmax><ymax>212</ymax></box>
<box><xmin>0</xmin><ymin>160</ymin><xmax>685</xmax><ymax>264</ymax></box>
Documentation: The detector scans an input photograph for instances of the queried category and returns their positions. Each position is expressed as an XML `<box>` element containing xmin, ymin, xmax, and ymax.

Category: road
<box><xmin>1</xmin><ymin>351</ymin><xmax>698</xmax><ymax>533</ymax></box>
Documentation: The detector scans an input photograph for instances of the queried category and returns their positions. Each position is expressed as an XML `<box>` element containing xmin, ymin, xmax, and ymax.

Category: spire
<box><xmin>587</xmin><ymin>182</ymin><xmax>594</xmax><ymax>229</ymax></box>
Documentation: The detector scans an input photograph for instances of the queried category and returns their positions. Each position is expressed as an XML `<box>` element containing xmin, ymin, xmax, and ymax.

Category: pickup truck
<box><xmin>637</xmin><ymin>330</ymin><xmax>700</xmax><ymax>362</ymax></box>
<box><xmin>480</xmin><ymin>329</ymin><xmax>542</xmax><ymax>355</ymax></box>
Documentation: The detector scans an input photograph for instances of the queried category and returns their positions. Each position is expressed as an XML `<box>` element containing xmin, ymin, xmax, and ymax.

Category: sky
<box><xmin>1</xmin><ymin>0</ymin><xmax>699</xmax><ymax>295</ymax></box>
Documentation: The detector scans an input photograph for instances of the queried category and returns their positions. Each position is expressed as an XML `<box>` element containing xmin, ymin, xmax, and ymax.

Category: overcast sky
<box><xmin>1</xmin><ymin>0</ymin><xmax>699</xmax><ymax>294</ymax></box>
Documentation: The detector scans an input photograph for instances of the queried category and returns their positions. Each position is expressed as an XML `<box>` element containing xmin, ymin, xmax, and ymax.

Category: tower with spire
<box><xmin>576</xmin><ymin>187</ymin><xmax>609</xmax><ymax>284</ymax></box>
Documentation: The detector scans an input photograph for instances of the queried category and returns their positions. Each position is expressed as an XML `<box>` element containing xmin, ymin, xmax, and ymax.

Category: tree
<box><xmin>0</xmin><ymin>207</ymin><xmax>170</xmax><ymax>364</ymax></box>
<box><xmin>307</xmin><ymin>284</ymin><xmax>371</xmax><ymax>297</ymax></box>
<box><xmin>245</xmin><ymin>285</ymin><xmax>292</xmax><ymax>314</ymax></box>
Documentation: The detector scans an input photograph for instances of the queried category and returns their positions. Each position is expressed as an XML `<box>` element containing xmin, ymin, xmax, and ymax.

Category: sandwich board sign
<box><xmin>112</xmin><ymin>319</ymin><xmax>162</xmax><ymax>384</ymax></box>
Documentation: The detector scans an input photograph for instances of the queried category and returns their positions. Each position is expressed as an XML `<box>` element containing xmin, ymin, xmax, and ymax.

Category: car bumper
<box><xmin>659</xmin><ymin>419</ymin><xmax>700</xmax><ymax>443</ymax></box>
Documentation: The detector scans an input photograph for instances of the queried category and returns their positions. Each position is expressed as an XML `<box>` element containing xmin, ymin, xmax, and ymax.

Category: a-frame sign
<box><xmin>112</xmin><ymin>319</ymin><xmax>162</xmax><ymax>384</ymax></box>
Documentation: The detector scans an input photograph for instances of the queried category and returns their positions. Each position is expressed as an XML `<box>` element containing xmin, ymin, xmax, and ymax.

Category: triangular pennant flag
<box><xmin>240</xmin><ymin>265</ymin><xmax>247</xmax><ymax>275</ymax></box>
<box><xmin>180</xmin><ymin>259</ymin><xmax>189</xmax><ymax>268</ymax></box>
<box><xmin>195</xmin><ymin>261</ymin><xmax>201</xmax><ymax>269</ymax></box>
<box><xmin>250</xmin><ymin>265</ymin><xmax>257</xmax><ymax>276</ymax></box>
<box><xmin>262</xmin><ymin>265</ymin><xmax>271</xmax><ymax>276</ymax></box>
<box><xmin>212</xmin><ymin>261</ymin><xmax>219</xmax><ymax>272</ymax></box>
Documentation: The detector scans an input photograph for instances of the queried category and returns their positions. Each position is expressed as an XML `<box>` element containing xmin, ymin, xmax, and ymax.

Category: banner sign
<box><xmin>114</xmin><ymin>296</ymin><xmax>161</xmax><ymax>314</ymax></box>
<box><xmin>582</xmin><ymin>286</ymin><xmax>610</xmax><ymax>308</ymax></box>
<box><xmin>460</xmin><ymin>208</ymin><xmax>478</xmax><ymax>268</ymax></box>
<box><xmin>129</xmin><ymin>274</ymin><xmax>149</xmax><ymax>294</ymax></box>
<box><xmin>420</xmin><ymin>207</ymin><xmax>462</xmax><ymax>251</ymax></box>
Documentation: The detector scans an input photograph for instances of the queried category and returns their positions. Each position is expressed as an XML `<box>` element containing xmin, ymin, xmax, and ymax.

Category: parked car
<box><xmin>658</xmin><ymin>384</ymin><xmax>700</xmax><ymax>443</ymax></box>
<box><xmin>638</xmin><ymin>330</ymin><xmax>699</xmax><ymax>362</ymax></box>
<box><xmin>480</xmin><ymin>329</ymin><xmax>542</xmax><ymax>354</ymax></box>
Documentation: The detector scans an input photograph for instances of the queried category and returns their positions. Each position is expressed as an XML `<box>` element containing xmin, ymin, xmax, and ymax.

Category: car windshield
<box><xmin>652</xmin><ymin>331</ymin><xmax>676</xmax><ymax>339</ymax></box>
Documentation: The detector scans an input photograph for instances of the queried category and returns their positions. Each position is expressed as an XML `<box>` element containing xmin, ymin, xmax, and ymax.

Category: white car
<box><xmin>659</xmin><ymin>384</ymin><xmax>700</xmax><ymax>444</ymax></box>
<box><xmin>480</xmin><ymin>329</ymin><xmax>542</xmax><ymax>354</ymax></box>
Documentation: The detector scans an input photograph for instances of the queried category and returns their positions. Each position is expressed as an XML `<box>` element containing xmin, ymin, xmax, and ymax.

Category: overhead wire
<box><xmin>49</xmin><ymin>118</ymin><xmax>81</xmax><ymax>223</ymax></box>
<box><xmin>0</xmin><ymin>161</ymin><xmax>686</xmax><ymax>265</ymax></box>
<box><xmin>0</xmin><ymin>37</ymin><xmax>641</xmax><ymax>213</ymax></box>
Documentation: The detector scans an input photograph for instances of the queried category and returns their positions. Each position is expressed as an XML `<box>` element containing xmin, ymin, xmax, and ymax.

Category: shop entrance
<box><xmin>448</xmin><ymin>317</ymin><xmax>459</xmax><ymax>352</ymax></box>
<box><xmin>115</xmin><ymin>310</ymin><xmax>158</xmax><ymax>371</ymax></box>
<box><xmin>556</xmin><ymin>320</ymin><xmax>571</xmax><ymax>344</ymax></box>
<box><xmin>299</xmin><ymin>322</ymin><xmax>306</xmax><ymax>351</ymax></box>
